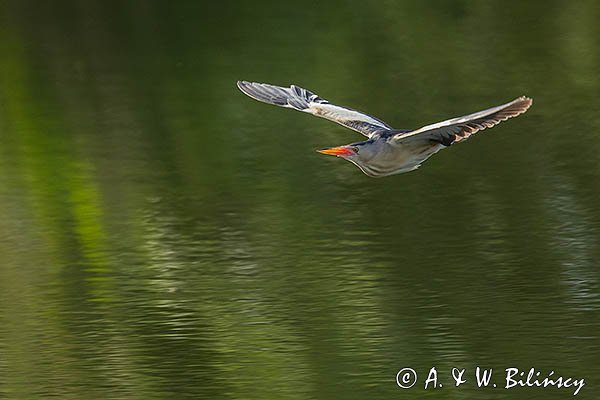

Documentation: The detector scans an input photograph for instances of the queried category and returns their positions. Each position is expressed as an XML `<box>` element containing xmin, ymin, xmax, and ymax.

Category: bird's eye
<box><xmin>352</xmin><ymin>146</ymin><xmax>359</xmax><ymax>153</ymax></box>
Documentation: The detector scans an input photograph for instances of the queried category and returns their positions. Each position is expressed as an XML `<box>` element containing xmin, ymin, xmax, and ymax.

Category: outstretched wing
<box><xmin>237</xmin><ymin>81</ymin><xmax>392</xmax><ymax>137</ymax></box>
<box><xmin>393</xmin><ymin>96</ymin><xmax>532</xmax><ymax>146</ymax></box>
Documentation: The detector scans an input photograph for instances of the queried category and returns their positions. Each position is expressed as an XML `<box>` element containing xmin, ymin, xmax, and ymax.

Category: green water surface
<box><xmin>1</xmin><ymin>1</ymin><xmax>599</xmax><ymax>399</ymax></box>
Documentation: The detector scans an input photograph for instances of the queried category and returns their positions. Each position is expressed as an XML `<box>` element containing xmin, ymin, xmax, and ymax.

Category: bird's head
<box><xmin>317</xmin><ymin>140</ymin><xmax>376</xmax><ymax>162</ymax></box>
<box><xmin>317</xmin><ymin>140</ymin><xmax>381</xmax><ymax>174</ymax></box>
<box><xmin>317</xmin><ymin>139</ymin><xmax>392</xmax><ymax>177</ymax></box>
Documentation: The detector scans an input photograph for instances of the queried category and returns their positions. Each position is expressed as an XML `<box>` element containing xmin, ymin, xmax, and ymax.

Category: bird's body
<box><xmin>237</xmin><ymin>81</ymin><xmax>532</xmax><ymax>177</ymax></box>
<box><xmin>334</xmin><ymin>131</ymin><xmax>446</xmax><ymax>177</ymax></box>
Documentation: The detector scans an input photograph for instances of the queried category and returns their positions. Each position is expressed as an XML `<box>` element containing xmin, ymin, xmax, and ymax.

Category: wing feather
<box><xmin>237</xmin><ymin>81</ymin><xmax>392</xmax><ymax>137</ymax></box>
<box><xmin>394</xmin><ymin>96</ymin><xmax>532</xmax><ymax>146</ymax></box>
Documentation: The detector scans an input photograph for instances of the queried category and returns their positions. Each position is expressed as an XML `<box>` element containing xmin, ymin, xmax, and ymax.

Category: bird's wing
<box><xmin>393</xmin><ymin>96</ymin><xmax>532</xmax><ymax>146</ymax></box>
<box><xmin>237</xmin><ymin>81</ymin><xmax>392</xmax><ymax>137</ymax></box>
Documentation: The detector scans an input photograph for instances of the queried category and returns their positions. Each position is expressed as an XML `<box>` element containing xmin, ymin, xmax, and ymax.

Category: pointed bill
<box><xmin>317</xmin><ymin>146</ymin><xmax>355</xmax><ymax>157</ymax></box>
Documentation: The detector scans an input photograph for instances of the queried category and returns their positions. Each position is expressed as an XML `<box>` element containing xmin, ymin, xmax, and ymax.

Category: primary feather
<box><xmin>394</xmin><ymin>96</ymin><xmax>533</xmax><ymax>146</ymax></box>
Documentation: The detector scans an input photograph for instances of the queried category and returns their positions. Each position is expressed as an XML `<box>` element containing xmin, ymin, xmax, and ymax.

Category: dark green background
<box><xmin>1</xmin><ymin>1</ymin><xmax>599</xmax><ymax>399</ymax></box>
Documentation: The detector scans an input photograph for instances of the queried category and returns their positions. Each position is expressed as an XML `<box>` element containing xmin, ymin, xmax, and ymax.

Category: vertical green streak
<box><xmin>0</xmin><ymin>14</ymin><xmax>117</xmax><ymax>398</ymax></box>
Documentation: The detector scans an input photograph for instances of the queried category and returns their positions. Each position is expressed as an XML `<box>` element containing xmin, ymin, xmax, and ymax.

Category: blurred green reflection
<box><xmin>1</xmin><ymin>1</ymin><xmax>599</xmax><ymax>399</ymax></box>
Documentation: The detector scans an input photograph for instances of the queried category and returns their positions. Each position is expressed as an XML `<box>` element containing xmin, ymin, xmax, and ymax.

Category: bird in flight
<box><xmin>237</xmin><ymin>81</ymin><xmax>532</xmax><ymax>177</ymax></box>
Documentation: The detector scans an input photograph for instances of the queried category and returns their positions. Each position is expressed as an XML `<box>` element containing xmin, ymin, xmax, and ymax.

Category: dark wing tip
<box><xmin>236</xmin><ymin>80</ymin><xmax>301</xmax><ymax>108</ymax></box>
<box><xmin>237</xmin><ymin>80</ymin><xmax>252</xmax><ymax>93</ymax></box>
<box><xmin>513</xmin><ymin>96</ymin><xmax>533</xmax><ymax>115</ymax></box>
<box><xmin>236</xmin><ymin>80</ymin><xmax>276</xmax><ymax>104</ymax></box>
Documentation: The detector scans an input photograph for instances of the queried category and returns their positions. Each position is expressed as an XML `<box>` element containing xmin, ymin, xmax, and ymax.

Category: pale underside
<box><xmin>350</xmin><ymin>141</ymin><xmax>446</xmax><ymax>177</ymax></box>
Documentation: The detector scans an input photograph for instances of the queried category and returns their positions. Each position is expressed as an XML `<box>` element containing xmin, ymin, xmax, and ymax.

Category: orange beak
<box><xmin>317</xmin><ymin>146</ymin><xmax>355</xmax><ymax>157</ymax></box>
